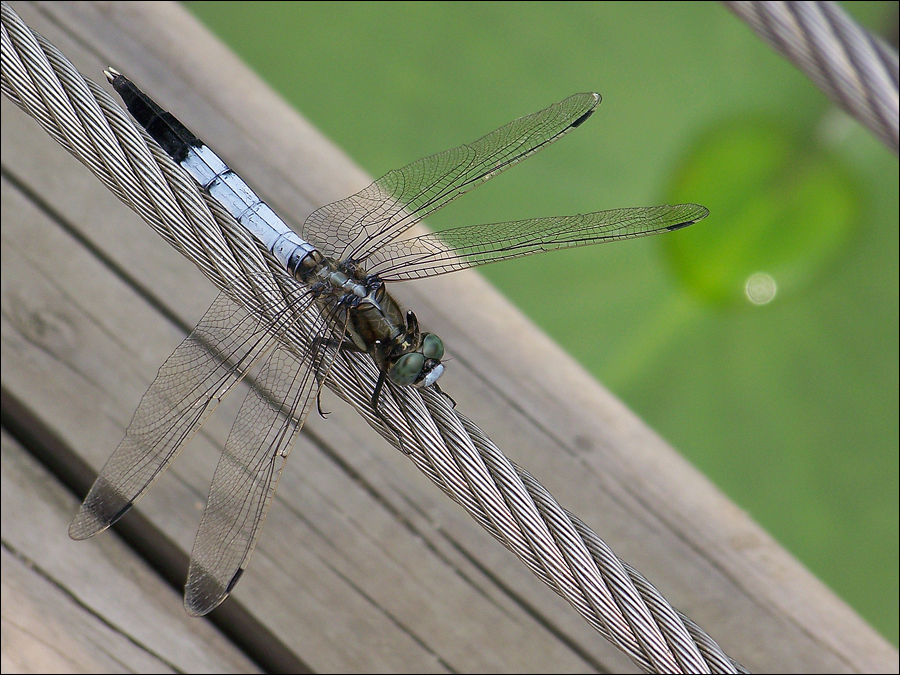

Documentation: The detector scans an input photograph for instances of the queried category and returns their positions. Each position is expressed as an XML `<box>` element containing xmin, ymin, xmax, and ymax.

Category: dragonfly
<box><xmin>69</xmin><ymin>69</ymin><xmax>709</xmax><ymax>617</ymax></box>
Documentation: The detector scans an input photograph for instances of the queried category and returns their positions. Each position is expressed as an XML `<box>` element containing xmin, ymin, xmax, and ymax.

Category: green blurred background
<box><xmin>185</xmin><ymin>1</ymin><xmax>898</xmax><ymax>645</ymax></box>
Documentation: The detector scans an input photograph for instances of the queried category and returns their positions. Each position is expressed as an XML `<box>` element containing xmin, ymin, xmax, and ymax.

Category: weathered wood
<box><xmin>1</xmin><ymin>1</ymin><xmax>896</xmax><ymax>673</ymax></box>
<box><xmin>0</xmin><ymin>430</ymin><xmax>261</xmax><ymax>674</ymax></box>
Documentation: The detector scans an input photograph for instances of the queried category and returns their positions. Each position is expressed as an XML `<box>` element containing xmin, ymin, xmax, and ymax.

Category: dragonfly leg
<box><xmin>315</xmin><ymin>389</ymin><xmax>331</xmax><ymax>418</ymax></box>
<box><xmin>308</xmin><ymin>332</ymin><xmax>356</xmax><ymax>419</ymax></box>
<box><xmin>369</xmin><ymin>369</ymin><xmax>411</xmax><ymax>455</ymax></box>
<box><xmin>370</xmin><ymin>367</ymin><xmax>388</xmax><ymax>411</ymax></box>
<box><xmin>432</xmin><ymin>382</ymin><xmax>457</xmax><ymax>408</ymax></box>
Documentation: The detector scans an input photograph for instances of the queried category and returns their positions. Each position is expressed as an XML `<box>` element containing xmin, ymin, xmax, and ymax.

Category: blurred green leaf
<box><xmin>666</xmin><ymin>117</ymin><xmax>859</xmax><ymax>306</ymax></box>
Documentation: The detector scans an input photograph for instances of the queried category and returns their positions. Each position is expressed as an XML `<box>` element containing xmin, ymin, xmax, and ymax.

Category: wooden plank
<box><xmin>1</xmin><ymin>1</ymin><xmax>896</xmax><ymax>673</ymax></box>
<box><xmin>1</xmin><ymin>137</ymin><xmax>604</xmax><ymax>672</ymax></box>
<box><xmin>0</xmin><ymin>430</ymin><xmax>261</xmax><ymax>674</ymax></box>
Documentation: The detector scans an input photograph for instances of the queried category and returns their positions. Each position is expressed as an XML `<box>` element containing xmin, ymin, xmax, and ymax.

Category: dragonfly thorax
<box><xmin>306</xmin><ymin>255</ymin><xmax>445</xmax><ymax>389</ymax></box>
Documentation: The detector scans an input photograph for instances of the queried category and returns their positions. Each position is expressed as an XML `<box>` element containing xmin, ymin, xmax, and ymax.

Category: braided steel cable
<box><xmin>1</xmin><ymin>2</ymin><xmax>746</xmax><ymax>672</ymax></box>
<box><xmin>725</xmin><ymin>1</ymin><xmax>899</xmax><ymax>153</ymax></box>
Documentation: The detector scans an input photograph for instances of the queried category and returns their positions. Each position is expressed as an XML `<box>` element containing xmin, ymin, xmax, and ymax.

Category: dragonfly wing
<box><xmin>69</xmin><ymin>291</ymin><xmax>280</xmax><ymax>539</ymax></box>
<box><xmin>301</xmin><ymin>93</ymin><xmax>601</xmax><ymax>263</ymax></box>
<box><xmin>366</xmin><ymin>204</ymin><xmax>709</xmax><ymax>281</ymax></box>
<box><xmin>183</xmin><ymin>304</ymin><xmax>346</xmax><ymax>616</ymax></box>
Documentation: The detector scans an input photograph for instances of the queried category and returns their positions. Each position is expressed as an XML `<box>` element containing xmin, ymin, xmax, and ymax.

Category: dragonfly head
<box><xmin>386</xmin><ymin>331</ymin><xmax>445</xmax><ymax>387</ymax></box>
<box><xmin>384</xmin><ymin>312</ymin><xmax>445</xmax><ymax>388</ymax></box>
<box><xmin>415</xmin><ymin>333</ymin><xmax>445</xmax><ymax>387</ymax></box>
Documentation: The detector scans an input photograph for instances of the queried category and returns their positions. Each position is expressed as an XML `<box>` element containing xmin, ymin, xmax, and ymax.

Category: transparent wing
<box><xmin>183</xmin><ymin>301</ymin><xmax>346</xmax><ymax>616</ymax></box>
<box><xmin>69</xmin><ymin>291</ymin><xmax>285</xmax><ymax>539</ymax></box>
<box><xmin>69</xmin><ymin>267</ymin><xmax>328</xmax><ymax>535</ymax></box>
<box><xmin>365</xmin><ymin>203</ymin><xmax>709</xmax><ymax>281</ymax></box>
<box><xmin>301</xmin><ymin>93</ymin><xmax>601</xmax><ymax>262</ymax></box>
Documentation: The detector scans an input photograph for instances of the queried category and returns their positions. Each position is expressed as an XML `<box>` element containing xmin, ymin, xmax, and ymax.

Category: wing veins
<box><xmin>369</xmin><ymin>204</ymin><xmax>709</xmax><ymax>281</ymax></box>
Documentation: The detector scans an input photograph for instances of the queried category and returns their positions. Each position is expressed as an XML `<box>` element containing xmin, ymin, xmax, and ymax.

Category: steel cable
<box><xmin>1</xmin><ymin>2</ymin><xmax>746</xmax><ymax>672</ymax></box>
<box><xmin>724</xmin><ymin>1</ymin><xmax>899</xmax><ymax>154</ymax></box>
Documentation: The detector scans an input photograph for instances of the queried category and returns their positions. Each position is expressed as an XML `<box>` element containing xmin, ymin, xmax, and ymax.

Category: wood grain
<box><xmin>1</xmin><ymin>429</ymin><xmax>261</xmax><ymax>674</ymax></box>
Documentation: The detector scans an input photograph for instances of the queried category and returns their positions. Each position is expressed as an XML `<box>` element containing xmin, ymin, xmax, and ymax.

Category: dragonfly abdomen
<box><xmin>105</xmin><ymin>69</ymin><xmax>317</xmax><ymax>276</ymax></box>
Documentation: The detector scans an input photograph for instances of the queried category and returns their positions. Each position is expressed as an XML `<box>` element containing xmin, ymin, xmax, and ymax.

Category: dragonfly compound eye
<box><xmin>421</xmin><ymin>333</ymin><xmax>444</xmax><ymax>361</ymax></box>
<box><xmin>388</xmin><ymin>352</ymin><xmax>426</xmax><ymax>386</ymax></box>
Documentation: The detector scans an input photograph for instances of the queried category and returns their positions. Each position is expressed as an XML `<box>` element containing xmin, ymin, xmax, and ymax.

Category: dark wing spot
<box><xmin>226</xmin><ymin>567</ymin><xmax>245</xmax><ymax>593</ymax></box>
<box><xmin>571</xmin><ymin>109</ymin><xmax>595</xmax><ymax>129</ymax></box>
<box><xmin>666</xmin><ymin>220</ymin><xmax>695</xmax><ymax>232</ymax></box>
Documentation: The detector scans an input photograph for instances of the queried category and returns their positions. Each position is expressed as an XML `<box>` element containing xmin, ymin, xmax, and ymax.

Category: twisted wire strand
<box><xmin>0</xmin><ymin>2</ymin><xmax>746</xmax><ymax>672</ymax></box>
<box><xmin>724</xmin><ymin>1</ymin><xmax>899</xmax><ymax>153</ymax></box>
